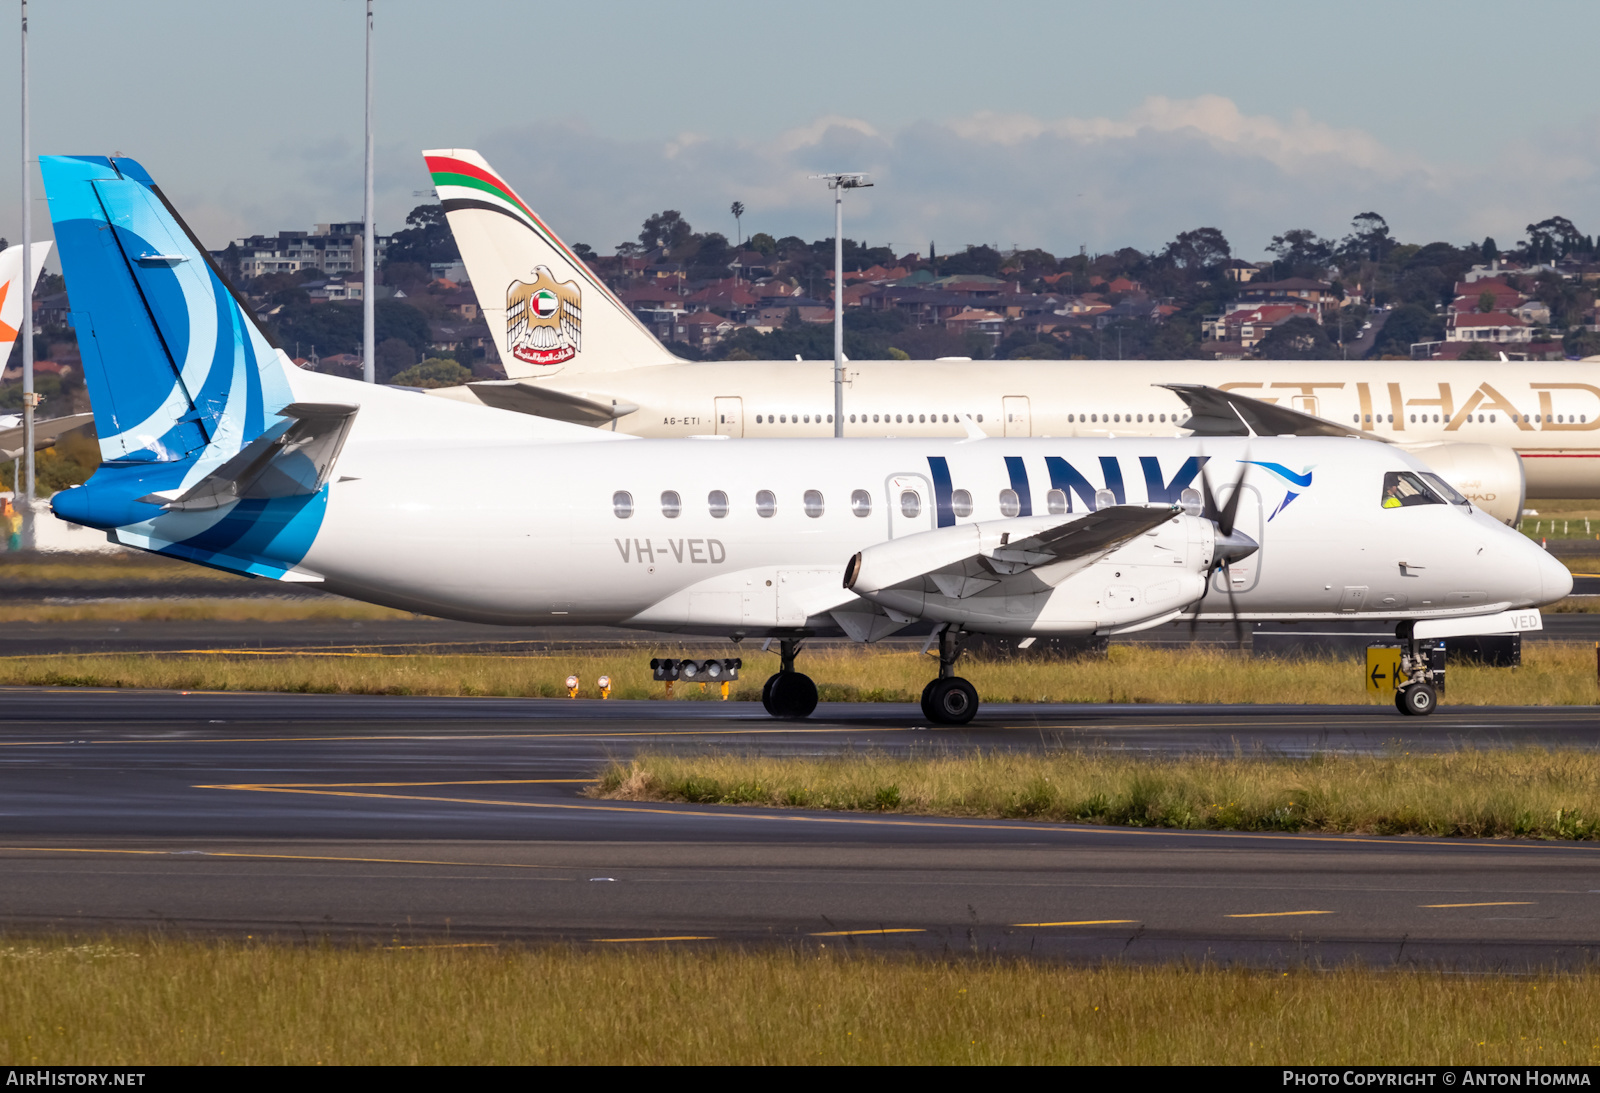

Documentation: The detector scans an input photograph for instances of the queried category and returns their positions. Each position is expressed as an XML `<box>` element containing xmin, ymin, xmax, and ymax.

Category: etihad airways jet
<box><xmin>40</xmin><ymin>154</ymin><xmax>1565</xmax><ymax>721</ymax></box>
<box><xmin>423</xmin><ymin>149</ymin><xmax>1598</xmax><ymax>522</ymax></box>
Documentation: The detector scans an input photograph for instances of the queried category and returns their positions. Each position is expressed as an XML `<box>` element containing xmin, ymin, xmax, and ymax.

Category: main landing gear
<box><xmin>920</xmin><ymin>626</ymin><xmax>978</xmax><ymax>726</ymax></box>
<box><xmin>761</xmin><ymin>638</ymin><xmax>818</xmax><ymax>719</ymax></box>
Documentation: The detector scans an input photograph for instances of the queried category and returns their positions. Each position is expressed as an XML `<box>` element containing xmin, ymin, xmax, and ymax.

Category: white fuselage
<box><xmin>296</xmin><ymin>373</ymin><xmax>1568</xmax><ymax>635</ymax></box>
<box><xmin>464</xmin><ymin>359</ymin><xmax>1600</xmax><ymax>499</ymax></box>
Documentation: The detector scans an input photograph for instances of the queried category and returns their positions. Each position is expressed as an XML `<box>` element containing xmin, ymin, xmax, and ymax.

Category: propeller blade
<box><xmin>1221</xmin><ymin>561</ymin><xmax>1245</xmax><ymax>649</ymax></box>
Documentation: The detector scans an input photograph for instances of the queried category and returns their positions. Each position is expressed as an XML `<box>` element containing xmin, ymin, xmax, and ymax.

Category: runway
<box><xmin>2</xmin><ymin>689</ymin><xmax>1599</xmax><ymax>965</ymax></box>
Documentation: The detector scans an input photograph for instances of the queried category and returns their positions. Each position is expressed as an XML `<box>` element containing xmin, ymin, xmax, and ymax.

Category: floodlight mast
<box><xmin>20</xmin><ymin>0</ymin><xmax>34</xmax><ymax>507</ymax></box>
<box><xmin>810</xmin><ymin>172</ymin><xmax>871</xmax><ymax>437</ymax></box>
<box><xmin>361</xmin><ymin>0</ymin><xmax>375</xmax><ymax>384</ymax></box>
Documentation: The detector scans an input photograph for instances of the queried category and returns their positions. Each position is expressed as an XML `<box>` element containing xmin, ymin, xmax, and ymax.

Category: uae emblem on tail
<box><xmin>507</xmin><ymin>266</ymin><xmax>582</xmax><ymax>367</ymax></box>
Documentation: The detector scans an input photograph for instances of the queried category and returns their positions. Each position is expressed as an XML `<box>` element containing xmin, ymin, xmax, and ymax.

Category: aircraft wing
<box><xmin>465</xmin><ymin>380</ymin><xmax>638</xmax><ymax>425</ymax></box>
<box><xmin>0</xmin><ymin>411</ymin><xmax>96</xmax><ymax>461</ymax></box>
<box><xmin>846</xmin><ymin>503</ymin><xmax>1182</xmax><ymax>599</ymax></box>
<box><xmin>1162</xmin><ymin>382</ymin><xmax>1387</xmax><ymax>441</ymax></box>
<box><xmin>138</xmin><ymin>402</ymin><xmax>358</xmax><ymax>511</ymax></box>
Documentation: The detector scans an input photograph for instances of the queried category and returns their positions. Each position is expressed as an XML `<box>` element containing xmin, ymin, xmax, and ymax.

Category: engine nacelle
<box><xmin>856</xmin><ymin>512</ymin><xmax>1215</xmax><ymax>635</ymax></box>
<box><xmin>1396</xmin><ymin>441</ymin><xmax>1526</xmax><ymax>526</ymax></box>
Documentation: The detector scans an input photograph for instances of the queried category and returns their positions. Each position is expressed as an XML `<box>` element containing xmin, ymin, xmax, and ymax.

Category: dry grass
<box><xmin>1</xmin><ymin>938</ymin><xmax>1597</xmax><ymax>1065</ymax></box>
<box><xmin>0</xmin><ymin>597</ymin><xmax>416</xmax><ymax>623</ymax></box>
<box><xmin>595</xmin><ymin>748</ymin><xmax>1600</xmax><ymax>839</ymax></box>
<box><xmin>0</xmin><ymin>643</ymin><xmax>1593</xmax><ymax>705</ymax></box>
<box><xmin>0</xmin><ymin>553</ymin><xmax>249</xmax><ymax>583</ymax></box>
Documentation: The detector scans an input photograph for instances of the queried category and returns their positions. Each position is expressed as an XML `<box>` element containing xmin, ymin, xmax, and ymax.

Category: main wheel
<box><xmin>926</xmin><ymin>677</ymin><xmax>979</xmax><ymax>725</ymax></box>
<box><xmin>919</xmin><ymin>679</ymin><xmax>940</xmax><ymax>721</ymax></box>
<box><xmin>763</xmin><ymin>671</ymin><xmax>818</xmax><ymax>719</ymax></box>
<box><xmin>1399</xmin><ymin>683</ymin><xmax>1436</xmax><ymax>717</ymax></box>
<box><xmin>1394</xmin><ymin>687</ymin><xmax>1412</xmax><ymax>716</ymax></box>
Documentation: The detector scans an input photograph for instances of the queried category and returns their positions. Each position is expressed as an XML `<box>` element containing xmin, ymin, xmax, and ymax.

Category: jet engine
<box><xmin>1396</xmin><ymin>442</ymin><xmax>1525</xmax><ymax>526</ymax></box>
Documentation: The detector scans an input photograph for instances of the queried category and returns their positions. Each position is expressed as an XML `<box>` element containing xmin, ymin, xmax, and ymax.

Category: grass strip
<box><xmin>0</xmin><ymin>644</ymin><xmax>1596</xmax><ymax>704</ymax></box>
<box><xmin>593</xmin><ymin>748</ymin><xmax>1600</xmax><ymax>839</ymax></box>
<box><xmin>2</xmin><ymin>938</ymin><xmax>1598</xmax><ymax>1065</ymax></box>
<box><xmin>0</xmin><ymin>598</ymin><xmax>416</xmax><ymax>623</ymax></box>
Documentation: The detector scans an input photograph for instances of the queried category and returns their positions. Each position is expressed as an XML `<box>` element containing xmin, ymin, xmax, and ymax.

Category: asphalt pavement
<box><xmin>2</xmin><ymin>689</ymin><xmax>1598</xmax><ymax>966</ymax></box>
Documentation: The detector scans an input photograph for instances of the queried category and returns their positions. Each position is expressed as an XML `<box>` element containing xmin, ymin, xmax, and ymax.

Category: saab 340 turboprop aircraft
<box><xmin>424</xmin><ymin>148</ymin><xmax>1600</xmax><ymax>524</ymax></box>
<box><xmin>40</xmin><ymin>155</ymin><xmax>1568</xmax><ymax>721</ymax></box>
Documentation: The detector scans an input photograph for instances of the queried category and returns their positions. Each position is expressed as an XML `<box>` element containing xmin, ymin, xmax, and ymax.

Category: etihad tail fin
<box><xmin>0</xmin><ymin>240</ymin><xmax>52</xmax><ymax>361</ymax></box>
<box><xmin>424</xmin><ymin>149</ymin><xmax>683</xmax><ymax>377</ymax></box>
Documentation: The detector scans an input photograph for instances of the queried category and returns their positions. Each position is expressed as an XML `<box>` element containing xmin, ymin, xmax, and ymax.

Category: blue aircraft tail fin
<box><xmin>41</xmin><ymin>155</ymin><xmax>293</xmax><ymax>465</ymax></box>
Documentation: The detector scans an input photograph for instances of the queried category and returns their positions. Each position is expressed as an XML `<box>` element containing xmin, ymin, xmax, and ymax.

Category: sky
<box><xmin>2</xmin><ymin>0</ymin><xmax>1598</xmax><ymax>268</ymax></box>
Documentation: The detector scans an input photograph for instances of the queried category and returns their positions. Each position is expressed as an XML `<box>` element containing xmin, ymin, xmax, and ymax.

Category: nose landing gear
<box><xmin>761</xmin><ymin>638</ymin><xmax>818</xmax><ymax>719</ymax></box>
<box><xmin>1393</xmin><ymin>630</ymin><xmax>1446</xmax><ymax>716</ymax></box>
<box><xmin>920</xmin><ymin>626</ymin><xmax>978</xmax><ymax>725</ymax></box>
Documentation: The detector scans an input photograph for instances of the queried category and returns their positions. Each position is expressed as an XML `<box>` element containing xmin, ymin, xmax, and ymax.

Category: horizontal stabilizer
<box><xmin>1162</xmin><ymin>383</ymin><xmax>1384</xmax><ymax>441</ymax></box>
<box><xmin>139</xmin><ymin>402</ymin><xmax>357</xmax><ymax>511</ymax></box>
<box><xmin>847</xmin><ymin>503</ymin><xmax>1181</xmax><ymax>597</ymax></box>
<box><xmin>465</xmin><ymin>380</ymin><xmax>638</xmax><ymax>424</ymax></box>
<box><xmin>0</xmin><ymin>411</ymin><xmax>96</xmax><ymax>461</ymax></box>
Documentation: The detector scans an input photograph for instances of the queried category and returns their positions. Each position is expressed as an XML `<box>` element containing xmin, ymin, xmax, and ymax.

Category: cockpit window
<box><xmin>1419</xmin><ymin>472</ymin><xmax>1470</xmax><ymax>506</ymax></box>
<box><xmin>1381</xmin><ymin>471</ymin><xmax>1445</xmax><ymax>509</ymax></box>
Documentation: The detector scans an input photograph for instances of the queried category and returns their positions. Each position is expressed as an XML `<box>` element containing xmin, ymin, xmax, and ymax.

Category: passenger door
<box><xmin>1003</xmin><ymin>396</ymin><xmax>1031</xmax><ymax>437</ymax></box>
<box><xmin>714</xmin><ymin>396</ymin><xmax>743</xmax><ymax>437</ymax></box>
<box><xmin>1211</xmin><ymin>484</ymin><xmax>1264</xmax><ymax>594</ymax></box>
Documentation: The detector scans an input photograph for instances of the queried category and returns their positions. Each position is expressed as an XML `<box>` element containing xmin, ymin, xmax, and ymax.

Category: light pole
<box><xmin>809</xmin><ymin>173</ymin><xmax>870</xmax><ymax>437</ymax></box>
<box><xmin>20</xmin><ymin>0</ymin><xmax>35</xmax><ymax>510</ymax></box>
<box><xmin>362</xmin><ymin>0</ymin><xmax>375</xmax><ymax>383</ymax></box>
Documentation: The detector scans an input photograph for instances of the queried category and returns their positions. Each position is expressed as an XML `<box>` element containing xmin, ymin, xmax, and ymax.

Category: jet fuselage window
<box><xmin>999</xmin><ymin>489</ymin><xmax>1021</xmax><ymax>517</ymax></box>
<box><xmin>1046</xmin><ymin>488</ymin><xmax>1067</xmax><ymax>515</ymax></box>
<box><xmin>612</xmin><ymin>491</ymin><xmax>634</xmax><ymax>519</ymax></box>
<box><xmin>951</xmin><ymin>489</ymin><xmax>973</xmax><ymax>518</ymax></box>
<box><xmin>803</xmin><ymin>490</ymin><xmax>825</xmax><ymax>518</ymax></box>
<box><xmin>851</xmin><ymin>489</ymin><xmax>872</xmax><ymax>517</ymax></box>
<box><xmin>756</xmin><ymin>490</ymin><xmax>777</xmax><ymax>518</ymax></box>
<box><xmin>661</xmin><ymin>491</ymin><xmax>682</xmax><ymax>518</ymax></box>
<box><xmin>900</xmin><ymin>490</ymin><xmax>921</xmax><ymax>518</ymax></box>
<box><xmin>1381</xmin><ymin>471</ymin><xmax>1445</xmax><ymax>509</ymax></box>
<box><xmin>708</xmin><ymin>490</ymin><xmax>729</xmax><ymax>518</ymax></box>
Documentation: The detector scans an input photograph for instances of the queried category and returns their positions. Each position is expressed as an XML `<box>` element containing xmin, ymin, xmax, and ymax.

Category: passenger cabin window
<box><xmin>900</xmin><ymin>490</ymin><xmax>921</xmax><ymax>518</ymax></box>
<box><xmin>1381</xmin><ymin>471</ymin><xmax>1445</xmax><ymax>509</ymax></box>
<box><xmin>661</xmin><ymin>491</ymin><xmax>682</xmax><ymax>518</ymax></box>
<box><xmin>1046</xmin><ymin>488</ymin><xmax>1067</xmax><ymax>515</ymax></box>
<box><xmin>803</xmin><ymin>490</ymin><xmax>825</xmax><ymax>518</ymax></box>
<box><xmin>756</xmin><ymin>490</ymin><xmax>777</xmax><ymax>518</ymax></box>
<box><xmin>999</xmin><ymin>489</ymin><xmax>1021</xmax><ymax>517</ymax></box>
<box><xmin>612</xmin><ymin>491</ymin><xmax>634</xmax><ymax>519</ymax></box>
<box><xmin>708</xmin><ymin>490</ymin><xmax>729</xmax><ymax>518</ymax></box>
<box><xmin>951</xmin><ymin>489</ymin><xmax>973</xmax><ymax>518</ymax></box>
<box><xmin>851</xmin><ymin>489</ymin><xmax>872</xmax><ymax>517</ymax></box>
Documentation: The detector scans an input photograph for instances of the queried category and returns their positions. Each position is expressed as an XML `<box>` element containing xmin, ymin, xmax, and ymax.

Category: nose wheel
<box><xmin>1396</xmin><ymin>682</ymin><xmax>1436</xmax><ymax>716</ymax></box>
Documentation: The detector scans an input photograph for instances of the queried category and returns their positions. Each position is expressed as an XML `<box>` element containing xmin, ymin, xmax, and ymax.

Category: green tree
<box><xmin>1255</xmin><ymin>317</ymin><xmax>1335</xmax><ymax>359</ymax></box>
<box><xmin>730</xmin><ymin>201</ymin><xmax>745</xmax><ymax>246</ymax></box>
<box><xmin>1370</xmin><ymin>303</ymin><xmax>1443</xmax><ymax>357</ymax></box>
<box><xmin>639</xmin><ymin>210</ymin><xmax>694</xmax><ymax>253</ymax></box>
<box><xmin>1163</xmin><ymin>227</ymin><xmax>1231</xmax><ymax>271</ymax></box>
<box><xmin>747</xmin><ymin>232</ymin><xmax>777</xmax><ymax>256</ymax></box>
<box><xmin>390</xmin><ymin>357</ymin><xmax>473</xmax><ymax>388</ymax></box>
<box><xmin>384</xmin><ymin>204</ymin><xmax>459</xmax><ymax>268</ymax></box>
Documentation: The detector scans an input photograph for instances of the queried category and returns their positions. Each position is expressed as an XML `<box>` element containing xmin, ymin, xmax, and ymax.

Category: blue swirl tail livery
<box><xmin>40</xmin><ymin>154</ymin><xmax>601</xmax><ymax>581</ymax></box>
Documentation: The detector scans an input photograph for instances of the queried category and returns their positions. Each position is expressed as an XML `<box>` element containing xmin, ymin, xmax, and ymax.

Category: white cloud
<box><xmin>152</xmin><ymin>95</ymin><xmax>1600</xmax><ymax>261</ymax></box>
